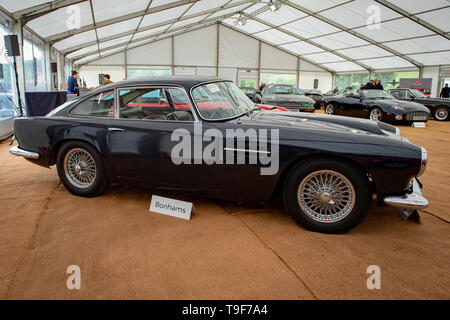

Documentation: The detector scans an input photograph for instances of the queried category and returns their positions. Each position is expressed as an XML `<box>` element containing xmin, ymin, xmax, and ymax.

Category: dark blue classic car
<box><xmin>323</xmin><ymin>90</ymin><xmax>430</xmax><ymax>124</ymax></box>
<box><xmin>10</xmin><ymin>77</ymin><xmax>428</xmax><ymax>233</ymax></box>
<box><xmin>389</xmin><ymin>88</ymin><xmax>450</xmax><ymax>121</ymax></box>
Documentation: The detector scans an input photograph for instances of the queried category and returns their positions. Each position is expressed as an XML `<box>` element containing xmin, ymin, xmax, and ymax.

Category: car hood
<box><xmin>243</xmin><ymin>110</ymin><xmax>400</xmax><ymax>136</ymax></box>
<box><xmin>262</xmin><ymin>94</ymin><xmax>314</xmax><ymax>103</ymax></box>
<box><xmin>373</xmin><ymin>99</ymin><xmax>430</xmax><ymax>112</ymax></box>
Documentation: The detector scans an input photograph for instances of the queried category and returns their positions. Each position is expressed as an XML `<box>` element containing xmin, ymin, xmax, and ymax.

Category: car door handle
<box><xmin>108</xmin><ymin>127</ymin><xmax>125</xmax><ymax>132</ymax></box>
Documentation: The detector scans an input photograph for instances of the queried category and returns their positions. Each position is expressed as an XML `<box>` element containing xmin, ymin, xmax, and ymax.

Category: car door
<box><xmin>106</xmin><ymin>86</ymin><xmax>219</xmax><ymax>192</ymax></box>
<box><xmin>206</xmin><ymin>121</ymin><xmax>278</xmax><ymax>203</ymax></box>
<box><xmin>336</xmin><ymin>93</ymin><xmax>363</xmax><ymax>117</ymax></box>
<box><xmin>390</xmin><ymin>89</ymin><xmax>407</xmax><ymax>101</ymax></box>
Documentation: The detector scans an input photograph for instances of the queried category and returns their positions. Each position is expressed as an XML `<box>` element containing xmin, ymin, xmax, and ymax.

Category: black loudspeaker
<box><xmin>3</xmin><ymin>35</ymin><xmax>20</xmax><ymax>56</ymax></box>
<box><xmin>313</xmin><ymin>79</ymin><xmax>319</xmax><ymax>89</ymax></box>
<box><xmin>51</xmin><ymin>62</ymin><xmax>58</xmax><ymax>73</ymax></box>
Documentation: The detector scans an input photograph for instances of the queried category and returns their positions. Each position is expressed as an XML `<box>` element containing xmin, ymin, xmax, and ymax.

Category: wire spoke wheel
<box><xmin>434</xmin><ymin>107</ymin><xmax>448</xmax><ymax>121</ymax></box>
<box><xmin>370</xmin><ymin>108</ymin><xmax>382</xmax><ymax>121</ymax></box>
<box><xmin>63</xmin><ymin>148</ymin><xmax>97</xmax><ymax>189</ymax></box>
<box><xmin>297</xmin><ymin>170</ymin><xmax>356</xmax><ymax>223</ymax></box>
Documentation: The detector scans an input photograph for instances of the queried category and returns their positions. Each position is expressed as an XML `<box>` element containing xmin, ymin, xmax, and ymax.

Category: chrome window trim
<box><xmin>115</xmin><ymin>85</ymin><xmax>199</xmax><ymax>123</ymax></box>
<box><xmin>67</xmin><ymin>88</ymin><xmax>115</xmax><ymax>119</ymax></box>
<box><xmin>189</xmin><ymin>80</ymin><xmax>256</xmax><ymax>122</ymax></box>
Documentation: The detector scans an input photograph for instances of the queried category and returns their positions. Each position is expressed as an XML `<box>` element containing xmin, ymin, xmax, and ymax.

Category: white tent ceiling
<box><xmin>2</xmin><ymin>0</ymin><xmax>449</xmax><ymax>72</ymax></box>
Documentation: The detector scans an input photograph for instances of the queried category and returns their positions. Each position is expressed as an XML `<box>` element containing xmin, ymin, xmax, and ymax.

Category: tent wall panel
<box><xmin>299</xmin><ymin>58</ymin><xmax>328</xmax><ymax>72</ymax></box>
<box><xmin>79</xmin><ymin>65</ymin><xmax>126</xmax><ymax>88</ymax></box>
<box><xmin>87</xmin><ymin>52</ymin><xmax>125</xmax><ymax>66</ymax></box>
<box><xmin>422</xmin><ymin>66</ymin><xmax>441</xmax><ymax>98</ymax></box>
<box><xmin>174</xmin><ymin>25</ymin><xmax>217</xmax><ymax>67</ymax></box>
<box><xmin>299</xmin><ymin>71</ymin><xmax>333</xmax><ymax>92</ymax></box>
<box><xmin>261</xmin><ymin>43</ymin><xmax>298</xmax><ymax>70</ymax></box>
<box><xmin>218</xmin><ymin>67</ymin><xmax>237</xmax><ymax>83</ymax></box>
<box><xmin>126</xmin><ymin>38</ymin><xmax>172</xmax><ymax>65</ymax></box>
<box><xmin>219</xmin><ymin>26</ymin><xmax>259</xmax><ymax>69</ymax></box>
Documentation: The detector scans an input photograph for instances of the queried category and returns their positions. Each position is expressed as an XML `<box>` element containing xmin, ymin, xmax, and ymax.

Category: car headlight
<box><xmin>392</xmin><ymin>105</ymin><xmax>405</xmax><ymax>111</ymax></box>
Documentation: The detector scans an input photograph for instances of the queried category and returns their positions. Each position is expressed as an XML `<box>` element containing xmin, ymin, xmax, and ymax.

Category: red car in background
<box><xmin>257</xmin><ymin>104</ymin><xmax>289</xmax><ymax>111</ymax></box>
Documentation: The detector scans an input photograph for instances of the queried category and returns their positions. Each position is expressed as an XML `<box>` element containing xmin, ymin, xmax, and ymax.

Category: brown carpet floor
<box><xmin>0</xmin><ymin>119</ymin><xmax>449</xmax><ymax>299</ymax></box>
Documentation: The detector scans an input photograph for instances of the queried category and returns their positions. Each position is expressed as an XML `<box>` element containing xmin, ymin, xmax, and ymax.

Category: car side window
<box><xmin>406</xmin><ymin>91</ymin><xmax>414</xmax><ymax>99</ymax></box>
<box><xmin>391</xmin><ymin>90</ymin><xmax>405</xmax><ymax>99</ymax></box>
<box><xmin>70</xmin><ymin>90</ymin><xmax>114</xmax><ymax>117</ymax></box>
<box><xmin>118</xmin><ymin>87</ymin><xmax>195</xmax><ymax>121</ymax></box>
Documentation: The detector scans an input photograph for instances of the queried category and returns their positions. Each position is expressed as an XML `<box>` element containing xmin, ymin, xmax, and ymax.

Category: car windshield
<box><xmin>265</xmin><ymin>85</ymin><xmax>303</xmax><ymax>95</ymax></box>
<box><xmin>192</xmin><ymin>81</ymin><xmax>255</xmax><ymax>120</ymax></box>
<box><xmin>411</xmin><ymin>89</ymin><xmax>428</xmax><ymax>99</ymax></box>
<box><xmin>361</xmin><ymin>90</ymin><xmax>394</xmax><ymax>100</ymax></box>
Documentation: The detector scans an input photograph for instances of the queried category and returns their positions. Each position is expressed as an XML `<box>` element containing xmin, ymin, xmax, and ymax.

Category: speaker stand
<box><xmin>13</xmin><ymin>56</ymin><xmax>24</xmax><ymax>117</ymax></box>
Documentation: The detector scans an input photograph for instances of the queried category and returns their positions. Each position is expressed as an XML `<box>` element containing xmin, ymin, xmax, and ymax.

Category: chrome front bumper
<box><xmin>9</xmin><ymin>146</ymin><xmax>40</xmax><ymax>159</ymax></box>
<box><xmin>384</xmin><ymin>178</ymin><xmax>429</xmax><ymax>210</ymax></box>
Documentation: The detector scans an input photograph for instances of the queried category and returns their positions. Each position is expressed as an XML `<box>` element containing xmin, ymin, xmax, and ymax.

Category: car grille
<box><xmin>406</xmin><ymin>112</ymin><xmax>429</xmax><ymax>121</ymax></box>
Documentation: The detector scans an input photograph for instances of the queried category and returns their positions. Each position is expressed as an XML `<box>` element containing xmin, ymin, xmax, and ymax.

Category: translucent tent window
<box><xmin>127</xmin><ymin>67</ymin><xmax>172</xmax><ymax>79</ymax></box>
<box><xmin>335</xmin><ymin>73</ymin><xmax>370</xmax><ymax>92</ymax></box>
<box><xmin>374</xmin><ymin>71</ymin><xmax>420</xmax><ymax>91</ymax></box>
<box><xmin>0</xmin><ymin>22</ymin><xmax>17</xmax><ymax>119</ymax></box>
<box><xmin>21</xmin><ymin>34</ymin><xmax>49</xmax><ymax>92</ymax></box>
<box><xmin>23</xmin><ymin>38</ymin><xmax>35</xmax><ymax>92</ymax></box>
<box><xmin>260</xmin><ymin>72</ymin><xmax>297</xmax><ymax>85</ymax></box>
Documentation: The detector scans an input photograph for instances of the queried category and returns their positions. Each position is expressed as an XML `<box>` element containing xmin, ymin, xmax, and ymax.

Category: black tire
<box><xmin>325</xmin><ymin>103</ymin><xmax>335</xmax><ymax>115</ymax></box>
<box><xmin>282</xmin><ymin>159</ymin><xmax>371</xmax><ymax>234</ymax></box>
<box><xmin>369</xmin><ymin>107</ymin><xmax>384</xmax><ymax>122</ymax></box>
<box><xmin>56</xmin><ymin>141</ymin><xmax>109</xmax><ymax>197</ymax></box>
<box><xmin>433</xmin><ymin>106</ymin><xmax>449</xmax><ymax>121</ymax></box>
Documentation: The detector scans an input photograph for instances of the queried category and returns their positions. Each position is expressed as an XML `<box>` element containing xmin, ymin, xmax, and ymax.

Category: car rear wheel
<box><xmin>325</xmin><ymin>104</ymin><xmax>335</xmax><ymax>115</ymax></box>
<box><xmin>56</xmin><ymin>141</ymin><xmax>109</xmax><ymax>197</ymax></box>
<box><xmin>434</xmin><ymin>106</ymin><xmax>449</xmax><ymax>121</ymax></box>
<box><xmin>283</xmin><ymin>159</ymin><xmax>371</xmax><ymax>233</ymax></box>
<box><xmin>369</xmin><ymin>107</ymin><xmax>383</xmax><ymax>122</ymax></box>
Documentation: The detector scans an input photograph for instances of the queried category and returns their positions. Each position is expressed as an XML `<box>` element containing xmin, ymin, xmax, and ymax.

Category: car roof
<box><xmin>91</xmin><ymin>76</ymin><xmax>224</xmax><ymax>94</ymax></box>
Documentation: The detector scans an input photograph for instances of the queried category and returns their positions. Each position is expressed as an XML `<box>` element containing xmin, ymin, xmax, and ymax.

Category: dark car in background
<box><xmin>323</xmin><ymin>90</ymin><xmax>430</xmax><ymax>124</ymax></box>
<box><xmin>303</xmin><ymin>89</ymin><xmax>324</xmax><ymax>109</ymax></box>
<box><xmin>240</xmin><ymin>87</ymin><xmax>262</xmax><ymax>103</ymax></box>
<box><xmin>389</xmin><ymin>88</ymin><xmax>450</xmax><ymax>121</ymax></box>
<box><xmin>260</xmin><ymin>84</ymin><xmax>315</xmax><ymax>112</ymax></box>
<box><xmin>9</xmin><ymin>76</ymin><xmax>429</xmax><ymax>234</ymax></box>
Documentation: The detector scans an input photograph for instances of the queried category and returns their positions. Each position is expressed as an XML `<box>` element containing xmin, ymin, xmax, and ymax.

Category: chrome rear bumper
<box><xmin>9</xmin><ymin>146</ymin><xmax>40</xmax><ymax>159</ymax></box>
<box><xmin>384</xmin><ymin>178</ymin><xmax>428</xmax><ymax>210</ymax></box>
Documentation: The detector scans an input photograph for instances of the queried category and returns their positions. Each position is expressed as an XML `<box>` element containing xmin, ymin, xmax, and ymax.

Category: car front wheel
<box><xmin>434</xmin><ymin>106</ymin><xmax>449</xmax><ymax>121</ymax></box>
<box><xmin>56</xmin><ymin>141</ymin><xmax>109</xmax><ymax>197</ymax></box>
<box><xmin>283</xmin><ymin>159</ymin><xmax>371</xmax><ymax>233</ymax></box>
<box><xmin>369</xmin><ymin>107</ymin><xmax>383</xmax><ymax>122</ymax></box>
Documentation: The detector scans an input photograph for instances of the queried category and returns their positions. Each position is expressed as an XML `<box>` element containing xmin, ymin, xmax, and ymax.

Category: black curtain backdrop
<box><xmin>25</xmin><ymin>91</ymin><xmax>67</xmax><ymax>116</ymax></box>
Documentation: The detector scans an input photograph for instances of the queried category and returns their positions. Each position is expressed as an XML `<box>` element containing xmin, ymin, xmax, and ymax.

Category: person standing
<box><xmin>67</xmin><ymin>70</ymin><xmax>79</xmax><ymax>95</ymax></box>
<box><xmin>374</xmin><ymin>79</ymin><xmax>384</xmax><ymax>91</ymax></box>
<box><xmin>362</xmin><ymin>80</ymin><xmax>376</xmax><ymax>90</ymax></box>
<box><xmin>332</xmin><ymin>86</ymin><xmax>339</xmax><ymax>94</ymax></box>
<box><xmin>101</xmin><ymin>74</ymin><xmax>113</xmax><ymax>86</ymax></box>
<box><xmin>440</xmin><ymin>84</ymin><xmax>450</xmax><ymax>98</ymax></box>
